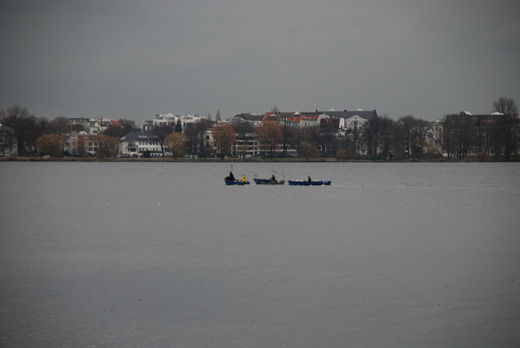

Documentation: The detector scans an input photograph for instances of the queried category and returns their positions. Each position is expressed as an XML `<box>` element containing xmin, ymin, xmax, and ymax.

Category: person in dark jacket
<box><xmin>225</xmin><ymin>171</ymin><xmax>235</xmax><ymax>181</ymax></box>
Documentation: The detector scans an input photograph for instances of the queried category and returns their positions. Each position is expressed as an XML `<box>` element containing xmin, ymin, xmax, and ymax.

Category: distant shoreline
<box><xmin>1</xmin><ymin>156</ymin><xmax>517</xmax><ymax>163</ymax></box>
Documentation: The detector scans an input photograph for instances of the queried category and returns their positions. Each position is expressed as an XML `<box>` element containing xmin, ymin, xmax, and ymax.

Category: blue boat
<box><xmin>225</xmin><ymin>179</ymin><xmax>250</xmax><ymax>185</ymax></box>
<box><xmin>288</xmin><ymin>180</ymin><xmax>331</xmax><ymax>186</ymax></box>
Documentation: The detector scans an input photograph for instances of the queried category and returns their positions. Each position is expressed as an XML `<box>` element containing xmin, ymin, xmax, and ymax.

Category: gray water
<box><xmin>1</xmin><ymin>162</ymin><xmax>519</xmax><ymax>347</ymax></box>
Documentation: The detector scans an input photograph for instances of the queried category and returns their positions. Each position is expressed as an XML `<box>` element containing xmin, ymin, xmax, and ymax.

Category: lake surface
<box><xmin>1</xmin><ymin>162</ymin><xmax>519</xmax><ymax>347</ymax></box>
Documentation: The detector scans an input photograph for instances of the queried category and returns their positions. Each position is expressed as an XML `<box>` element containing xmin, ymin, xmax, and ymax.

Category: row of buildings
<box><xmin>1</xmin><ymin>108</ymin><xmax>518</xmax><ymax>158</ymax></box>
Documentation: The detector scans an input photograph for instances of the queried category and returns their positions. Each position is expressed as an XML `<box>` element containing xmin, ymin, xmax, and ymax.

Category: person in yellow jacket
<box><xmin>240</xmin><ymin>174</ymin><xmax>246</xmax><ymax>183</ymax></box>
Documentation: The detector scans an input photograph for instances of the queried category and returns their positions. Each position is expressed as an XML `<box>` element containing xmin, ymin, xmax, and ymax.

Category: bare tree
<box><xmin>398</xmin><ymin>115</ymin><xmax>415</xmax><ymax>158</ymax></box>
<box><xmin>2</xmin><ymin>105</ymin><xmax>45</xmax><ymax>155</ymax></box>
<box><xmin>231</xmin><ymin>119</ymin><xmax>255</xmax><ymax>138</ymax></box>
<box><xmin>443</xmin><ymin>114</ymin><xmax>475</xmax><ymax>159</ymax></box>
<box><xmin>103</xmin><ymin>119</ymin><xmax>137</xmax><ymax>139</ymax></box>
<box><xmin>363</xmin><ymin>115</ymin><xmax>380</xmax><ymax>159</ymax></box>
<box><xmin>152</xmin><ymin>124</ymin><xmax>175</xmax><ymax>143</ymax></box>
<box><xmin>350</xmin><ymin>126</ymin><xmax>362</xmax><ymax>157</ymax></box>
<box><xmin>281</xmin><ymin>122</ymin><xmax>298</xmax><ymax>156</ymax></box>
<box><xmin>378</xmin><ymin>116</ymin><xmax>396</xmax><ymax>160</ymax></box>
<box><xmin>96</xmin><ymin>135</ymin><xmax>119</xmax><ymax>158</ymax></box>
<box><xmin>47</xmin><ymin>117</ymin><xmax>73</xmax><ymax>137</ymax></box>
<box><xmin>492</xmin><ymin>97</ymin><xmax>519</xmax><ymax>159</ymax></box>
<box><xmin>397</xmin><ymin>115</ymin><xmax>429</xmax><ymax>158</ymax></box>
<box><xmin>184</xmin><ymin>120</ymin><xmax>210</xmax><ymax>158</ymax></box>
<box><xmin>298</xmin><ymin>141</ymin><xmax>319</xmax><ymax>160</ymax></box>
<box><xmin>493</xmin><ymin>97</ymin><xmax>518</xmax><ymax>116</ymax></box>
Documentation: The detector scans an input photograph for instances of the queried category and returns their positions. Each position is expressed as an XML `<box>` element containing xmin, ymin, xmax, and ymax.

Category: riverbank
<box><xmin>1</xmin><ymin>155</ymin><xmax>516</xmax><ymax>163</ymax></box>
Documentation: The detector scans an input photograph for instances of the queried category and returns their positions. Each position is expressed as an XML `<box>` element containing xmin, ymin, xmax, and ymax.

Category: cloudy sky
<box><xmin>1</xmin><ymin>0</ymin><xmax>519</xmax><ymax>121</ymax></box>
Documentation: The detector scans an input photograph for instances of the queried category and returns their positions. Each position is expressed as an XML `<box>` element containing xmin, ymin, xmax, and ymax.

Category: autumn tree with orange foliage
<box><xmin>212</xmin><ymin>123</ymin><xmax>236</xmax><ymax>158</ymax></box>
<box><xmin>36</xmin><ymin>133</ymin><xmax>64</xmax><ymax>157</ymax></box>
<box><xmin>254</xmin><ymin>120</ymin><xmax>283</xmax><ymax>158</ymax></box>
<box><xmin>164</xmin><ymin>133</ymin><xmax>186</xmax><ymax>158</ymax></box>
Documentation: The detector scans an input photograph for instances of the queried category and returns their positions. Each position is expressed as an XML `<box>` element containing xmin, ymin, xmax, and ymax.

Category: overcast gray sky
<box><xmin>1</xmin><ymin>0</ymin><xmax>519</xmax><ymax>121</ymax></box>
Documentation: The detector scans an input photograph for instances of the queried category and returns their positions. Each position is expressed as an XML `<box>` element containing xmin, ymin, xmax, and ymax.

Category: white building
<box><xmin>63</xmin><ymin>131</ymin><xmax>88</xmax><ymax>155</ymax></box>
<box><xmin>119</xmin><ymin>131</ymin><xmax>163</xmax><ymax>158</ymax></box>
<box><xmin>152</xmin><ymin>113</ymin><xmax>177</xmax><ymax>128</ymax></box>
<box><xmin>178</xmin><ymin>114</ymin><xmax>207</xmax><ymax>130</ymax></box>
<box><xmin>143</xmin><ymin>113</ymin><xmax>209</xmax><ymax>132</ymax></box>
<box><xmin>0</xmin><ymin>124</ymin><xmax>17</xmax><ymax>156</ymax></box>
<box><xmin>142</xmin><ymin>120</ymin><xmax>153</xmax><ymax>131</ymax></box>
<box><xmin>69</xmin><ymin>117</ymin><xmax>112</xmax><ymax>134</ymax></box>
<box><xmin>339</xmin><ymin>114</ymin><xmax>368</xmax><ymax>130</ymax></box>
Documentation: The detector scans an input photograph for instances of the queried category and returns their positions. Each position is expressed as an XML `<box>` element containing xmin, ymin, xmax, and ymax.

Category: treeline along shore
<box><xmin>0</xmin><ymin>155</ymin><xmax>509</xmax><ymax>163</ymax></box>
<box><xmin>1</xmin><ymin>97</ymin><xmax>519</xmax><ymax>162</ymax></box>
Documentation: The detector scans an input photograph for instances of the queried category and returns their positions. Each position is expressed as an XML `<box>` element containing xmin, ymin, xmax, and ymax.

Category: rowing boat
<box><xmin>225</xmin><ymin>179</ymin><xmax>250</xmax><ymax>185</ymax></box>
<box><xmin>288</xmin><ymin>180</ymin><xmax>331</xmax><ymax>186</ymax></box>
<box><xmin>253</xmin><ymin>178</ymin><xmax>285</xmax><ymax>185</ymax></box>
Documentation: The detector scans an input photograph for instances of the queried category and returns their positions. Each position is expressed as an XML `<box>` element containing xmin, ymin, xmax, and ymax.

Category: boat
<box><xmin>253</xmin><ymin>178</ymin><xmax>285</xmax><ymax>185</ymax></box>
<box><xmin>288</xmin><ymin>180</ymin><xmax>331</xmax><ymax>186</ymax></box>
<box><xmin>225</xmin><ymin>179</ymin><xmax>250</xmax><ymax>185</ymax></box>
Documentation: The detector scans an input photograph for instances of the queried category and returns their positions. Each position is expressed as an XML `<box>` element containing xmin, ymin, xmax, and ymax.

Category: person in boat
<box><xmin>225</xmin><ymin>171</ymin><xmax>235</xmax><ymax>181</ymax></box>
<box><xmin>271</xmin><ymin>174</ymin><xmax>276</xmax><ymax>182</ymax></box>
<box><xmin>308</xmin><ymin>176</ymin><xmax>312</xmax><ymax>183</ymax></box>
<box><xmin>240</xmin><ymin>174</ymin><xmax>246</xmax><ymax>183</ymax></box>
